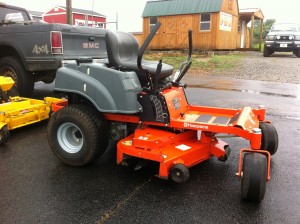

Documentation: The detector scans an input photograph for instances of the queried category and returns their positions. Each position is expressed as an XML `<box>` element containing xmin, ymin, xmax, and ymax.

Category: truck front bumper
<box><xmin>265</xmin><ymin>41</ymin><xmax>300</xmax><ymax>52</ymax></box>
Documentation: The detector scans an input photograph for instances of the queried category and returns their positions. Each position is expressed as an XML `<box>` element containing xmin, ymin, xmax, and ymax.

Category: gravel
<box><xmin>188</xmin><ymin>51</ymin><xmax>300</xmax><ymax>84</ymax></box>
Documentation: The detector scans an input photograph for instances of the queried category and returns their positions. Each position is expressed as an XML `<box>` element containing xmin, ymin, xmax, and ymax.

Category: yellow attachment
<box><xmin>0</xmin><ymin>96</ymin><xmax>66</xmax><ymax>130</ymax></box>
<box><xmin>0</xmin><ymin>76</ymin><xmax>15</xmax><ymax>91</ymax></box>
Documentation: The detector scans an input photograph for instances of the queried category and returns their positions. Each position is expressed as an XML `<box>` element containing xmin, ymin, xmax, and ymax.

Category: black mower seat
<box><xmin>105</xmin><ymin>30</ymin><xmax>173</xmax><ymax>79</ymax></box>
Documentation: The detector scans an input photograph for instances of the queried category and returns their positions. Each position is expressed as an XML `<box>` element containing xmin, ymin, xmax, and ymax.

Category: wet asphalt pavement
<box><xmin>0</xmin><ymin>79</ymin><xmax>300</xmax><ymax>224</ymax></box>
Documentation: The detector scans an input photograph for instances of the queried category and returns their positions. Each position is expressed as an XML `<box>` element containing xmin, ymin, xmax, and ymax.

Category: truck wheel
<box><xmin>47</xmin><ymin>104</ymin><xmax>110</xmax><ymax>166</ymax></box>
<box><xmin>259</xmin><ymin>122</ymin><xmax>278</xmax><ymax>155</ymax></box>
<box><xmin>241</xmin><ymin>153</ymin><xmax>267</xmax><ymax>203</ymax></box>
<box><xmin>170</xmin><ymin>163</ymin><xmax>190</xmax><ymax>183</ymax></box>
<box><xmin>0</xmin><ymin>56</ymin><xmax>34</xmax><ymax>97</ymax></box>
<box><xmin>295</xmin><ymin>50</ymin><xmax>300</xmax><ymax>58</ymax></box>
<box><xmin>263</xmin><ymin>47</ymin><xmax>270</xmax><ymax>57</ymax></box>
<box><xmin>0</xmin><ymin>126</ymin><xmax>10</xmax><ymax>146</ymax></box>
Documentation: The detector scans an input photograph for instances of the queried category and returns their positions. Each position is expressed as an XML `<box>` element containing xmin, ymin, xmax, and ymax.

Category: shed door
<box><xmin>164</xmin><ymin>16</ymin><xmax>177</xmax><ymax>49</ymax></box>
<box><xmin>177</xmin><ymin>15</ymin><xmax>192</xmax><ymax>48</ymax></box>
<box><xmin>163</xmin><ymin>15</ymin><xmax>192</xmax><ymax>49</ymax></box>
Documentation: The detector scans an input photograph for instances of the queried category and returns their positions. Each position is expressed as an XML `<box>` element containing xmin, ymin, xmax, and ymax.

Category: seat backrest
<box><xmin>105</xmin><ymin>30</ymin><xmax>139</xmax><ymax>70</ymax></box>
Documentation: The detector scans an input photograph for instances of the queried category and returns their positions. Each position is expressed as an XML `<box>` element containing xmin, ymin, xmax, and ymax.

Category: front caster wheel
<box><xmin>259</xmin><ymin>122</ymin><xmax>278</xmax><ymax>155</ymax></box>
<box><xmin>241</xmin><ymin>153</ymin><xmax>267</xmax><ymax>203</ymax></box>
<box><xmin>170</xmin><ymin>163</ymin><xmax>190</xmax><ymax>183</ymax></box>
<box><xmin>47</xmin><ymin>104</ymin><xmax>109</xmax><ymax>166</ymax></box>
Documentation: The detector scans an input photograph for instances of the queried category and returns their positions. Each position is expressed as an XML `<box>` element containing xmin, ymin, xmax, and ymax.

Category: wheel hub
<box><xmin>57</xmin><ymin>122</ymin><xmax>84</xmax><ymax>153</ymax></box>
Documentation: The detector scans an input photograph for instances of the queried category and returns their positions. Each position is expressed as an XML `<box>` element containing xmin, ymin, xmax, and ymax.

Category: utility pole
<box><xmin>66</xmin><ymin>0</ymin><xmax>72</xmax><ymax>25</ymax></box>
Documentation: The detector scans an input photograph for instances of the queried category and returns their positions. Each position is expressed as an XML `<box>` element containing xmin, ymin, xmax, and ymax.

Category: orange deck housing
<box><xmin>103</xmin><ymin>86</ymin><xmax>267</xmax><ymax>179</ymax></box>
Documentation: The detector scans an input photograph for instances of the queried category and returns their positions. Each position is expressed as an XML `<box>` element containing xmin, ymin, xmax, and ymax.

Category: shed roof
<box><xmin>239</xmin><ymin>8</ymin><xmax>264</xmax><ymax>20</ymax></box>
<box><xmin>142</xmin><ymin>0</ymin><xmax>223</xmax><ymax>17</ymax></box>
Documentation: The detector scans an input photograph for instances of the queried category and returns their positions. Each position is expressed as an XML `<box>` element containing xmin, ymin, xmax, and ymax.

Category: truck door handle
<box><xmin>89</xmin><ymin>36</ymin><xmax>95</xmax><ymax>41</ymax></box>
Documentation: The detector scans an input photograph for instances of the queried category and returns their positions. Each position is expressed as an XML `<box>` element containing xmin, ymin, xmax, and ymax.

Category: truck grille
<box><xmin>279</xmin><ymin>36</ymin><xmax>289</xmax><ymax>40</ymax></box>
<box><xmin>276</xmin><ymin>35</ymin><xmax>294</xmax><ymax>41</ymax></box>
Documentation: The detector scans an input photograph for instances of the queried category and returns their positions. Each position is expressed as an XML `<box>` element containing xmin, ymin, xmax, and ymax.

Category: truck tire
<box><xmin>0</xmin><ymin>56</ymin><xmax>34</xmax><ymax>97</ymax></box>
<box><xmin>295</xmin><ymin>49</ymin><xmax>300</xmax><ymax>58</ymax></box>
<box><xmin>47</xmin><ymin>104</ymin><xmax>110</xmax><ymax>166</ymax></box>
<box><xmin>263</xmin><ymin>47</ymin><xmax>270</xmax><ymax>57</ymax></box>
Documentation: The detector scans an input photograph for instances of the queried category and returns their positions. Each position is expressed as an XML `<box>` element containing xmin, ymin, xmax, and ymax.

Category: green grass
<box><xmin>144</xmin><ymin>52</ymin><xmax>243</xmax><ymax>73</ymax></box>
<box><xmin>252</xmin><ymin>43</ymin><xmax>264</xmax><ymax>52</ymax></box>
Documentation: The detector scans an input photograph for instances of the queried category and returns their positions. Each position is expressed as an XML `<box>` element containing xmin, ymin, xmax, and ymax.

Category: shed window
<box><xmin>150</xmin><ymin>16</ymin><xmax>158</xmax><ymax>32</ymax></box>
<box><xmin>200</xmin><ymin>13</ymin><xmax>211</xmax><ymax>31</ymax></box>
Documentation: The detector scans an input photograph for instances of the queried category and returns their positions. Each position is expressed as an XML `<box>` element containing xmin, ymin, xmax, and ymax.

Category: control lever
<box><xmin>137</xmin><ymin>22</ymin><xmax>161</xmax><ymax>72</ymax></box>
<box><xmin>173</xmin><ymin>30</ymin><xmax>193</xmax><ymax>83</ymax></box>
<box><xmin>176</xmin><ymin>61</ymin><xmax>192</xmax><ymax>83</ymax></box>
<box><xmin>153</xmin><ymin>60</ymin><xmax>162</xmax><ymax>92</ymax></box>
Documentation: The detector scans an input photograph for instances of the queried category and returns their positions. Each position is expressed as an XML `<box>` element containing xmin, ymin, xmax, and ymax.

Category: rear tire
<box><xmin>295</xmin><ymin>50</ymin><xmax>300</xmax><ymax>58</ymax></box>
<box><xmin>259</xmin><ymin>122</ymin><xmax>278</xmax><ymax>155</ymax></box>
<box><xmin>0</xmin><ymin>56</ymin><xmax>34</xmax><ymax>97</ymax></box>
<box><xmin>47</xmin><ymin>104</ymin><xmax>110</xmax><ymax>166</ymax></box>
<box><xmin>241</xmin><ymin>153</ymin><xmax>267</xmax><ymax>203</ymax></box>
<box><xmin>263</xmin><ymin>47</ymin><xmax>271</xmax><ymax>57</ymax></box>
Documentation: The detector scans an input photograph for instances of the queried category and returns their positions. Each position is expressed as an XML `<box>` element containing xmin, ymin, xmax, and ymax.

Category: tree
<box><xmin>253</xmin><ymin>19</ymin><xmax>276</xmax><ymax>44</ymax></box>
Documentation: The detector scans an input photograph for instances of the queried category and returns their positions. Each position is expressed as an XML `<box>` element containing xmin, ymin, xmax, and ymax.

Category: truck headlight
<box><xmin>295</xmin><ymin>35</ymin><xmax>300</xmax><ymax>40</ymax></box>
<box><xmin>265</xmin><ymin>35</ymin><xmax>275</xmax><ymax>41</ymax></box>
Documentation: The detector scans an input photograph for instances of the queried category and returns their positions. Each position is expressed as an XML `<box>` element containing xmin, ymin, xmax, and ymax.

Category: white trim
<box><xmin>70</xmin><ymin>11</ymin><xmax>106</xmax><ymax>18</ymax></box>
<box><xmin>43</xmin><ymin>12</ymin><xmax>66</xmax><ymax>17</ymax></box>
<box><xmin>43</xmin><ymin>12</ymin><xmax>105</xmax><ymax>19</ymax></box>
<box><xmin>42</xmin><ymin>5</ymin><xmax>66</xmax><ymax>16</ymax></box>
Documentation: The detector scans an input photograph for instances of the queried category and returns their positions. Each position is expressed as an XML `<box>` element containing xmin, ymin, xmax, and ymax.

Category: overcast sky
<box><xmin>3</xmin><ymin>0</ymin><xmax>300</xmax><ymax>31</ymax></box>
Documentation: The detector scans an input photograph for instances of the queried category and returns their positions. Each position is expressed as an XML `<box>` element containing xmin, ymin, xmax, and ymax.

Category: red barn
<box><xmin>42</xmin><ymin>6</ymin><xmax>106</xmax><ymax>28</ymax></box>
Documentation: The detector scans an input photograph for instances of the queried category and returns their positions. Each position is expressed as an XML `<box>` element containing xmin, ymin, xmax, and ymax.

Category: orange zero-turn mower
<box><xmin>48</xmin><ymin>22</ymin><xmax>278</xmax><ymax>203</ymax></box>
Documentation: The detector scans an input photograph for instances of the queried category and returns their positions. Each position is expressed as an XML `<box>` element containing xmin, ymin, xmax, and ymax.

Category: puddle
<box><xmin>285</xmin><ymin>116</ymin><xmax>300</xmax><ymax>121</ymax></box>
<box><xmin>188</xmin><ymin>84</ymin><xmax>299</xmax><ymax>99</ymax></box>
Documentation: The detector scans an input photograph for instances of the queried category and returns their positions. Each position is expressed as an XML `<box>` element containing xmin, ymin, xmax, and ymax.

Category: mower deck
<box><xmin>118</xmin><ymin>127</ymin><xmax>229</xmax><ymax>179</ymax></box>
<box><xmin>110</xmin><ymin>86</ymin><xmax>265</xmax><ymax>179</ymax></box>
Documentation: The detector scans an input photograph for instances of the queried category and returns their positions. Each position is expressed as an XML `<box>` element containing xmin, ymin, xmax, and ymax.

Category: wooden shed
<box><xmin>140</xmin><ymin>0</ymin><xmax>243</xmax><ymax>50</ymax></box>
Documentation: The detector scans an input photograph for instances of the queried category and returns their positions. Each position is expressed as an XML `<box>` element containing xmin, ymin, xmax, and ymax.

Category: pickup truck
<box><xmin>264</xmin><ymin>23</ymin><xmax>300</xmax><ymax>57</ymax></box>
<box><xmin>0</xmin><ymin>3</ymin><xmax>107</xmax><ymax>96</ymax></box>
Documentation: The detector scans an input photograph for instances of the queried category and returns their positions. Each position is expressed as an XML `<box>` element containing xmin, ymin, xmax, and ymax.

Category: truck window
<box><xmin>0</xmin><ymin>7</ymin><xmax>30</xmax><ymax>24</ymax></box>
<box><xmin>271</xmin><ymin>23</ymin><xmax>300</xmax><ymax>32</ymax></box>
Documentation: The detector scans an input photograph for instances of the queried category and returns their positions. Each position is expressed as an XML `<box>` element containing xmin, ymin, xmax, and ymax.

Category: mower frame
<box><xmin>48</xmin><ymin>22</ymin><xmax>278</xmax><ymax>203</ymax></box>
